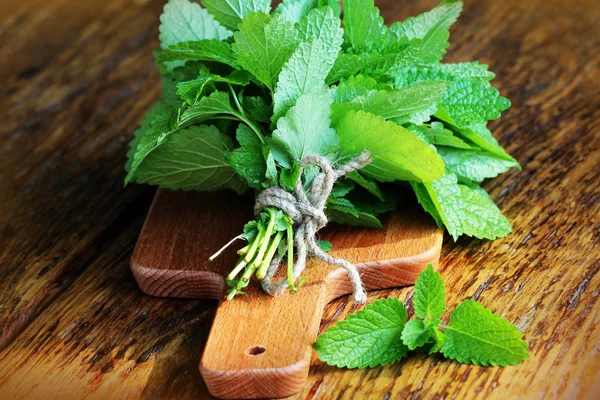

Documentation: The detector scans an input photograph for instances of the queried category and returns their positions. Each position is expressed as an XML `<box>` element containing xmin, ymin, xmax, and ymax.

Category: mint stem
<box><xmin>256</xmin><ymin>231</ymin><xmax>284</xmax><ymax>280</ymax></box>
<box><xmin>286</xmin><ymin>223</ymin><xmax>295</xmax><ymax>291</ymax></box>
<box><xmin>243</xmin><ymin>227</ymin><xmax>264</xmax><ymax>264</ymax></box>
<box><xmin>226</xmin><ymin>289</ymin><xmax>238</xmax><ymax>301</ymax></box>
<box><xmin>237</xmin><ymin>113</ymin><xmax>265</xmax><ymax>144</ymax></box>
<box><xmin>227</xmin><ymin>257</ymin><xmax>248</xmax><ymax>281</ymax></box>
<box><xmin>228</xmin><ymin>85</ymin><xmax>265</xmax><ymax>144</ymax></box>
<box><xmin>237</xmin><ymin>244</ymin><xmax>249</xmax><ymax>255</ymax></box>
<box><xmin>209</xmin><ymin>234</ymin><xmax>244</xmax><ymax>261</ymax></box>
<box><xmin>252</xmin><ymin>209</ymin><xmax>276</xmax><ymax>269</ymax></box>
<box><xmin>241</xmin><ymin>257</ymin><xmax>259</xmax><ymax>283</ymax></box>
<box><xmin>228</xmin><ymin>83</ymin><xmax>245</xmax><ymax>115</ymax></box>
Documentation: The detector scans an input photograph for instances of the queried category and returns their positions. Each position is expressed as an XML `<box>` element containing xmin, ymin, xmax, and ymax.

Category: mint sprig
<box><xmin>314</xmin><ymin>265</ymin><xmax>530</xmax><ymax>368</ymax></box>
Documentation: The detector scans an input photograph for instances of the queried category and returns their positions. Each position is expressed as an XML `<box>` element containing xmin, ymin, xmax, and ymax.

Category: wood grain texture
<box><xmin>131</xmin><ymin>190</ymin><xmax>254</xmax><ymax>299</ymax></box>
<box><xmin>0</xmin><ymin>0</ymin><xmax>599</xmax><ymax>399</ymax></box>
<box><xmin>132</xmin><ymin>188</ymin><xmax>442</xmax><ymax>398</ymax></box>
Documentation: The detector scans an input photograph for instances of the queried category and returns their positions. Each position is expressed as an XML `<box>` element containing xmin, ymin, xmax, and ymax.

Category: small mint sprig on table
<box><xmin>313</xmin><ymin>265</ymin><xmax>530</xmax><ymax>368</ymax></box>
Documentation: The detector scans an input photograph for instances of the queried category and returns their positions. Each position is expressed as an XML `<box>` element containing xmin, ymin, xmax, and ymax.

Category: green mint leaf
<box><xmin>302</xmin><ymin>164</ymin><xmax>320</xmax><ymax>189</ymax></box>
<box><xmin>389</xmin><ymin>0</ymin><xmax>462</xmax><ymax>62</ymax></box>
<box><xmin>334</xmin><ymin>110</ymin><xmax>445</xmax><ymax>183</ymax></box>
<box><xmin>161</xmin><ymin>75</ymin><xmax>185</xmax><ymax>108</ymax></box>
<box><xmin>235</xmin><ymin>122</ymin><xmax>261</xmax><ymax>147</ymax></box>
<box><xmin>125</xmin><ymin>101</ymin><xmax>177</xmax><ymax>184</ymax></box>
<box><xmin>264</xmin><ymin>147</ymin><xmax>279</xmax><ymax>186</ymax></box>
<box><xmin>441</xmin><ymin>300</ymin><xmax>529</xmax><ymax>366</ymax></box>
<box><xmin>328</xmin><ymin>197</ymin><xmax>357</xmax><ymax>218</ymax></box>
<box><xmin>125</xmin><ymin>102</ymin><xmax>169</xmax><ymax>176</ymax></box>
<box><xmin>201</xmin><ymin>0</ymin><xmax>271</xmax><ymax>31</ymax></box>
<box><xmin>409</xmin><ymin>122</ymin><xmax>472</xmax><ymax>149</ymax></box>
<box><xmin>279</xmin><ymin>162</ymin><xmax>300</xmax><ymax>191</ymax></box>
<box><xmin>438</xmin><ymin>147</ymin><xmax>519</xmax><ymax>183</ymax></box>
<box><xmin>298</xmin><ymin>6</ymin><xmax>344</xmax><ymax>49</ymax></box>
<box><xmin>135</xmin><ymin>125</ymin><xmax>246</xmax><ymax>193</ymax></box>
<box><xmin>414</xmin><ymin>264</ymin><xmax>446</xmax><ymax>320</ymax></box>
<box><xmin>394</xmin><ymin>62</ymin><xmax>496</xmax><ymax>88</ymax></box>
<box><xmin>326</xmin><ymin>38</ymin><xmax>422</xmax><ymax>84</ymax></box>
<box><xmin>401</xmin><ymin>319</ymin><xmax>437</xmax><ymax>351</ymax></box>
<box><xmin>176</xmin><ymin>70</ymin><xmax>252</xmax><ymax>105</ymax></box>
<box><xmin>347</xmin><ymin>191</ymin><xmax>397</xmax><ymax>216</ymax></box>
<box><xmin>435</xmin><ymin>80</ymin><xmax>511</xmax><ymax>127</ymax></box>
<box><xmin>332</xmin><ymin>75</ymin><xmax>379</xmax><ymax>103</ymax></box>
<box><xmin>318</xmin><ymin>0</ymin><xmax>341</xmax><ymax>16</ymax></box>
<box><xmin>393</xmin><ymin>63</ymin><xmax>509</xmax><ymax>127</ymax></box>
<box><xmin>342</xmin><ymin>0</ymin><xmax>388</xmax><ymax>49</ymax></box>
<box><xmin>357</xmin><ymin>38</ymin><xmax>424</xmax><ymax>75</ymax></box>
<box><xmin>447</xmin><ymin>123</ymin><xmax>518</xmax><ymax>163</ymax></box>
<box><xmin>273</xmin><ymin>6</ymin><xmax>344</xmax><ymax>119</ymax></box>
<box><xmin>327</xmin><ymin>197</ymin><xmax>383</xmax><ymax>228</ymax></box>
<box><xmin>332</xmin><ymin>82</ymin><xmax>449</xmax><ymax>125</ymax></box>
<box><xmin>227</xmin><ymin>125</ymin><xmax>266</xmax><ymax>189</ymax></box>
<box><xmin>413</xmin><ymin>172</ymin><xmax>513</xmax><ymax>240</ymax></box>
<box><xmin>410</xmin><ymin>180</ymin><xmax>444</xmax><ymax>228</ymax></box>
<box><xmin>275</xmin><ymin>0</ymin><xmax>317</xmax><ymax>24</ymax></box>
<box><xmin>178</xmin><ymin>91</ymin><xmax>238</xmax><ymax>127</ymax></box>
<box><xmin>244</xmin><ymin>96</ymin><xmax>273</xmax><ymax>122</ymax></box>
<box><xmin>328</xmin><ymin>53</ymin><xmax>379</xmax><ymax>85</ymax></box>
<box><xmin>273</xmin><ymin>37</ymin><xmax>341</xmax><ymax>120</ymax></box>
<box><xmin>157</xmin><ymin>39</ymin><xmax>240</xmax><ymax>69</ymax></box>
<box><xmin>313</xmin><ymin>298</ymin><xmax>409</xmax><ymax>368</ymax></box>
<box><xmin>228</xmin><ymin>146</ymin><xmax>266</xmax><ymax>189</ymax></box>
<box><xmin>175</xmin><ymin>75</ymin><xmax>214</xmax><ymax>105</ymax></box>
<box><xmin>232</xmin><ymin>12</ymin><xmax>300</xmax><ymax>91</ymax></box>
<box><xmin>429</xmin><ymin>327</ymin><xmax>446</xmax><ymax>354</ymax></box>
<box><xmin>265</xmin><ymin>136</ymin><xmax>292</xmax><ymax>168</ymax></box>
<box><xmin>271</xmin><ymin>88</ymin><xmax>339</xmax><ymax>161</ymax></box>
<box><xmin>317</xmin><ymin>239</ymin><xmax>333</xmax><ymax>252</ymax></box>
<box><xmin>346</xmin><ymin>171</ymin><xmax>384</xmax><ymax>201</ymax></box>
<box><xmin>159</xmin><ymin>0</ymin><xmax>232</xmax><ymax>49</ymax></box>
<box><xmin>330</xmin><ymin>181</ymin><xmax>355</xmax><ymax>198</ymax></box>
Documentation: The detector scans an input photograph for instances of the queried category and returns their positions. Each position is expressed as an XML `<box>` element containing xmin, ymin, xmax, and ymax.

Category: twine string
<box><xmin>253</xmin><ymin>151</ymin><xmax>371</xmax><ymax>303</ymax></box>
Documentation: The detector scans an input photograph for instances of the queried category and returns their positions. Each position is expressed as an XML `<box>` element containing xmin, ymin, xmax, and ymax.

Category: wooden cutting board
<box><xmin>131</xmin><ymin>189</ymin><xmax>443</xmax><ymax>399</ymax></box>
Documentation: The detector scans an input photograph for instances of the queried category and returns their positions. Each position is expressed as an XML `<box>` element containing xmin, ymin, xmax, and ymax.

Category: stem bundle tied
<box><xmin>218</xmin><ymin>151</ymin><xmax>372</xmax><ymax>303</ymax></box>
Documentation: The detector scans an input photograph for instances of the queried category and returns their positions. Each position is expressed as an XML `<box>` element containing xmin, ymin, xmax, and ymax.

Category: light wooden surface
<box><xmin>131</xmin><ymin>189</ymin><xmax>442</xmax><ymax>398</ymax></box>
<box><xmin>0</xmin><ymin>0</ymin><xmax>599</xmax><ymax>399</ymax></box>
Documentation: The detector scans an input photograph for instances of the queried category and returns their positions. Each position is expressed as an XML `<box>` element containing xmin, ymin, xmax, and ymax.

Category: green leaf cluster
<box><xmin>125</xmin><ymin>0</ymin><xmax>517</xmax><ymax>240</ymax></box>
<box><xmin>314</xmin><ymin>265</ymin><xmax>530</xmax><ymax>368</ymax></box>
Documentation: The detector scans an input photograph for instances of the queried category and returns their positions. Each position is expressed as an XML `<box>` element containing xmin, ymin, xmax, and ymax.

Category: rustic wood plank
<box><xmin>0</xmin><ymin>0</ymin><xmax>599</xmax><ymax>399</ymax></box>
<box><xmin>0</xmin><ymin>217</ymin><xmax>219</xmax><ymax>398</ymax></box>
<box><xmin>0</xmin><ymin>0</ymin><xmax>165</xmax><ymax>350</ymax></box>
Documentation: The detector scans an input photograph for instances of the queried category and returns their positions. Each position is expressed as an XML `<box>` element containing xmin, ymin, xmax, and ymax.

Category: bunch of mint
<box><xmin>314</xmin><ymin>265</ymin><xmax>529</xmax><ymax>368</ymax></box>
<box><xmin>125</xmin><ymin>0</ymin><xmax>518</xmax><ymax>297</ymax></box>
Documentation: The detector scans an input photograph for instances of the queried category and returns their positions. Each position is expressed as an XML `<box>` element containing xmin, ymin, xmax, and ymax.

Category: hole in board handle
<box><xmin>246</xmin><ymin>345</ymin><xmax>266</xmax><ymax>356</ymax></box>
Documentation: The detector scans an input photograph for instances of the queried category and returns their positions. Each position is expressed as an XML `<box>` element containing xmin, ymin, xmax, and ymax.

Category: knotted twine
<box><xmin>254</xmin><ymin>151</ymin><xmax>371</xmax><ymax>303</ymax></box>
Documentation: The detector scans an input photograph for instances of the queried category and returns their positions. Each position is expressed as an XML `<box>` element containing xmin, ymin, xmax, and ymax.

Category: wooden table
<box><xmin>1</xmin><ymin>0</ymin><xmax>598</xmax><ymax>398</ymax></box>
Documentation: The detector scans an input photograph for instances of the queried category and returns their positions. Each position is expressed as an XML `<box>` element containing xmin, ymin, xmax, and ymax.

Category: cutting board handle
<box><xmin>200</xmin><ymin>280</ymin><xmax>329</xmax><ymax>399</ymax></box>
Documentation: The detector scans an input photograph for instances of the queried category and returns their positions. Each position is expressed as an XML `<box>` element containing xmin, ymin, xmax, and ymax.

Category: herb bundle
<box><xmin>125</xmin><ymin>0</ymin><xmax>518</xmax><ymax>300</ymax></box>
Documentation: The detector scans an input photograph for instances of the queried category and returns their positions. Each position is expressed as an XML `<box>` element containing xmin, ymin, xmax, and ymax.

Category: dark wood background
<box><xmin>1</xmin><ymin>0</ymin><xmax>598</xmax><ymax>398</ymax></box>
